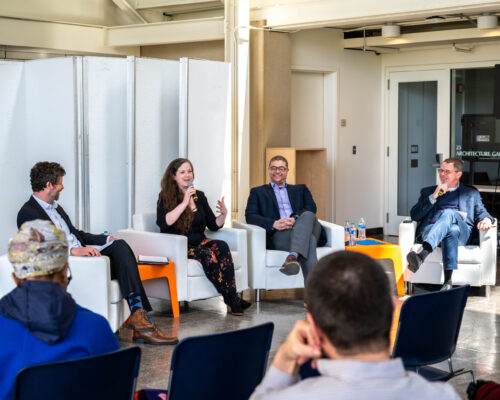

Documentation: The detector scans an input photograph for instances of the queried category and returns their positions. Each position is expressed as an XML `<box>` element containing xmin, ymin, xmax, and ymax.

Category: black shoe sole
<box><xmin>406</xmin><ymin>252</ymin><xmax>421</xmax><ymax>273</ymax></box>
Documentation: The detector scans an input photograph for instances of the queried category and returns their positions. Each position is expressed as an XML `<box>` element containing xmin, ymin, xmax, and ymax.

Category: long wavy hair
<box><xmin>159</xmin><ymin>158</ymin><xmax>195</xmax><ymax>234</ymax></box>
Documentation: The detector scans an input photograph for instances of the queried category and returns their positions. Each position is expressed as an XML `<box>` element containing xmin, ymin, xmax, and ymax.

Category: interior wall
<box><xmin>249</xmin><ymin>27</ymin><xmax>291</xmax><ymax>188</ymax></box>
<box><xmin>291</xmin><ymin>28</ymin><xmax>382</xmax><ymax>228</ymax></box>
<box><xmin>141</xmin><ymin>40</ymin><xmax>225</xmax><ymax>61</ymax></box>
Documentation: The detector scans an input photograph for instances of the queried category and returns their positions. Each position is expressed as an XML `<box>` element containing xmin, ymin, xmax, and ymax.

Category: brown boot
<box><xmin>133</xmin><ymin>325</ymin><xmax>179</xmax><ymax>345</ymax></box>
<box><xmin>279</xmin><ymin>255</ymin><xmax>301</xmax><ymax>276</ymax></box>
<box><xmin>126</xmin><ymin>309</ymin><xmax>154</xmax><ymax>332</ymax></box>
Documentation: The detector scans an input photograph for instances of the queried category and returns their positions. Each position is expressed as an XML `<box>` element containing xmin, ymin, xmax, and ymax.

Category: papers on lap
<box><xmin>137</xmin><ymin>255</ymin><xmax>169</xmax><ymax>264</ymax></box>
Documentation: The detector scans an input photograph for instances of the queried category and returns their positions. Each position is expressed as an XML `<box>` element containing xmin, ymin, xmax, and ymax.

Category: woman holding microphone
<box><xmin>156</xmin><ymin>158</ymin><xmax>250</xmax><ymax>315</ymax></box>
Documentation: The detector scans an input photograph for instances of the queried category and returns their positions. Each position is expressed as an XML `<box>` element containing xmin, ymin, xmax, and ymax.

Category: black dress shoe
<box><xmin>227</xmin><ymin>299</ymin><xmax>244</xmax><ymax>316</ymax></box>
<box><xmin>407</xmin><ymin>251</ymin><xmax>423</xmax><ymax>273</ymax></box>
<box><xmin>240</xmin><ymin>299</ymin><xmax>252</xmax><ymax>310</ymax></box>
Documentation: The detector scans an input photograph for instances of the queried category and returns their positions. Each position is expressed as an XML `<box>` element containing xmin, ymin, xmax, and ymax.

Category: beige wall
<box><xmin>141</xmin><ymin>40</ymin><xmax>225</xmax><ymax>61</ymax></box>
<box><xmin>291</xmin><ymin>28</ymin><xmax>382</xmax><ymax>228</ymax></box>
<box><xmin>0</xmin><ymin>0</ymin><xmax>133</xmax><ymax>26</ymax></box>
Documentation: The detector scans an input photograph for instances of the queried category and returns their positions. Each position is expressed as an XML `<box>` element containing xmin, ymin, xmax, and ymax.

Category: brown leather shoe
<box><xmin>133</xmin><ymin>325</ymin><xmax>179</xmax><ymax>345</ymax></box>
<box><xmin>279</xmin><ymin>255</ymin><xmax>301</xmax><ymax>276</ymax></box>
<box><xmin>127</xmin><ymin>309</ymin><xmax>154</xmax><ymax>332</ymax></box>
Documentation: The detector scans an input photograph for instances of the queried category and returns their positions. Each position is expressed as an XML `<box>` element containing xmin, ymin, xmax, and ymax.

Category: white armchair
<box><xmin>0</xmin><ymin>254</ymin><xmax>129</xmax><ymax>332</ymax></box>
<box><xmin>117</xmin><ymin>213</ymin><xmax>248</xmax><ymax>309</ymax></box>
<box><xmin>232</xmin><ymin>220</ymin><xmax>345</xmax><ymax>301</ymax></box>
<box><xmin>399</xmin><ymin>219</ymin><xmax>497</xmax><ymax>295</ymax></box>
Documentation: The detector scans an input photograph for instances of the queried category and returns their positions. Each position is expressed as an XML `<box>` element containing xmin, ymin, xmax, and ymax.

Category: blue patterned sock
<box><xmin>288</xmin><ymin>252</ymin><xmax>299</xmax><ymax>259</ymax></box>
<box><xmin>127</xmin><ymin>294</ymin><xmax>152</xmax><ymax>323</ymax></box>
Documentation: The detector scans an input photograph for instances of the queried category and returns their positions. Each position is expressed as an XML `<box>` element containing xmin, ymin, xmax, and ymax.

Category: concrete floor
<box><xmin>117</xmin><ymin>283</ymin><xmax>500</xmax><ymax>399</ymax></box>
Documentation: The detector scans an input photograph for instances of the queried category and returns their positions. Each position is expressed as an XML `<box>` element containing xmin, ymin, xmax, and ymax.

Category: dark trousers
<box><xmin>188</xmin><ymin>239</ymin><xmax>238</xmax><ymax>304</ymax></box>
<box><xmin>100</xmin><ymin>239</ymin><xmax>152</xmax><ymax>311</ymax></box>
<box><xmin>271</xmin><ymin>211</ymin><xmax>321</xmax><ymax>279</ymax></box>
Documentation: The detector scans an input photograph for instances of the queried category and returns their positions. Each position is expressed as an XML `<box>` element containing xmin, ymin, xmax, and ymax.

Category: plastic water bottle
<box><xmin>344</xmin><ymin>220</ymin><xmax>350</xmax><ymax>246</ymax></box>
<box><xmin>349</xmin><ymin>223</ymin><xmax>357</xmax><ymax>247</ymax></box>
<box><xmin>358</xmin><ymin>218</ymin><xmax>366</xmax><ymax>241</ymax></box>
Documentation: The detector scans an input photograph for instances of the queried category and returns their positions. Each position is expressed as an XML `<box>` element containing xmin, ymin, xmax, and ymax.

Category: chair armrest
<box><xmin>67</xmin><ymin>256</ymin><xmax>111</xmax><ymax>321</ymax></box>
<box><xmin>232</xmin><ymin>221</ymin><xmax>266</xmax><ymax>289</ymax></box>
<box><xmin>116</xmin><ymin>229</ymin><xmax>188</xmax><ymax>299</ymax></box>
<box><xmin>399</xmin><ymin>220</ymin><xmax>416</xmax><ymax>273</ymax></box>
<box><xmin>318</xmin><ymin>220</ymin><xmax>344</xmax><ymax>250</ymax></box>
<box><xmin>479</xmin><ymin>219</ymin><xmax>497</xmax><ymax>285</ymax></box>
<box><xmin>206</xmin><ymin>228</ymin><xmax>245</xmax><ymax>253</ymax></box>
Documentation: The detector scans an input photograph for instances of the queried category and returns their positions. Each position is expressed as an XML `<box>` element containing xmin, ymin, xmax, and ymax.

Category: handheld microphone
<box><xmin>438</xmin><ymin>182</ymin><xmax>448</xmax><ymax>197</ymax></box>
<box><xmin>187</xmin><ymin>182</ymin><xmax>198</xmax><ymax>202</ymax></box>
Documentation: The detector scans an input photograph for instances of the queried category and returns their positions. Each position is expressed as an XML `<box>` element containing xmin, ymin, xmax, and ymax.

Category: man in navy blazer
<box><xmin>407</xmin><ymin>157</ymin><xmax>493</xmax><ymax>290</ymax></box>
<box><xmin>17</xmin><ymin>162</ymin><xmax>178</xmax><ymax>345</ymax></box>
<box><xmin>245</xmin><ymin>155</ymin><xmax>326</xmax><ymax>279</ymax></box>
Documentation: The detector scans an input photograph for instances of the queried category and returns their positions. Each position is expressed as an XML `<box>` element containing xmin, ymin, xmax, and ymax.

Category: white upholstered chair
<box><xmin>399</xmin><ymin>219</ymin><xmax>497</xmax><ymax>295</ymax></box>
<box><xmin>116</xmin><ymin>213</ymin><xmax>248</xmax><ymax>309</ymax></box>
<box><xmin>0</xmin><ymin>254</ymin><xmax>129</xmax><ymax>332</ymax></box>
<box><xmin>232</xmin><ymin>220</ymin><xmax>344</xmax><ymax>301</ymax></box>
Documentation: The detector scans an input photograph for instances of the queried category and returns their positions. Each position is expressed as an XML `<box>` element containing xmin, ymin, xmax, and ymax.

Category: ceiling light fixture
<box><xmin>382</xmin><ymin>24</ymin><xmax>400</xmax><ymax>38</ymax></box>
<box><xmin>425</xmin><ymin>15</ymin><xmax>445</xmax><ymax>23</ymax></box>
<box><xmin>477</xmin><ymin>15</ymin><xmax>498</xmax><ymax>30</ymax></box>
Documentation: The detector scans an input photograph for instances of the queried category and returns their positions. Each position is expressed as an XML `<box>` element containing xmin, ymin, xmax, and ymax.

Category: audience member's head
<box><xmin>30</xmin><ymin>161</ymin><xmax>66</xmax><ymax>192</ymax></box>
<box><xmin>305</xmin><ymin>250</ymin><xmax>393</xmax><ymax>356</ymax></box>
<box><xmin>442</xmin><ymin>157</ymin><xmax>464</xmax><ymax>173</ymax></box>
<box><xmin>9</xmin><ymin>219</ymin><xmax>70</xmax><ymax>290</ymax></box>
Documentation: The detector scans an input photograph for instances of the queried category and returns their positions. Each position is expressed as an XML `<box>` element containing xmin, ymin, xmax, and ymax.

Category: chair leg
<box><xmin>256</xmin><ymin>289</ymin><xmax>260</xmax><ymax>302</ymax></box>
<box><xmin>406</xmin><ymin>282</ymin><xmax>414</xmax><ymax>295</ymax></box>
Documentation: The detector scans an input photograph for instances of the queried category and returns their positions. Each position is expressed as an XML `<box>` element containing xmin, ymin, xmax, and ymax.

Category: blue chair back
<box><xmin>13</xmin><ymin>347</ymin><xmax>141</xmax><ymax>400</ymax></box>
<box><xmin>392</xmin><ymin>285</ymin><xmax>470</xmax><ymax>367</ymax></box>
<box><xmin>167</xmin><ymin>322</ymin><xmax>274</xmax><ymax>400</ymax></box>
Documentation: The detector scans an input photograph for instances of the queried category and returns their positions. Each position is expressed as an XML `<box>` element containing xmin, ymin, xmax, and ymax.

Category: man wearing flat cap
<box><xmin>0</xmin><ymin>220</ymin><xmax>119</xmax><ymax>400</ymax></box>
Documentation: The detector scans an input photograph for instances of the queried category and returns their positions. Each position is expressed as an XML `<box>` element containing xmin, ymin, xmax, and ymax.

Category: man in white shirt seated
<box><xmin>250</xmin><ymin>251</ymin><xmax>460</xmax><ymax>400</ymax></box>
<box><xmin>17</xmin><ymin>161</ymin><xmax>177</xmax><ymax>345</ymax></box>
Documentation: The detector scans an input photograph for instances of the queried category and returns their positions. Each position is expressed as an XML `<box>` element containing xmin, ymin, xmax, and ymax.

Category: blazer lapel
<box><xmin>265</xmin><ymin>184</ymin><xmax>280</xmax><ymax>214</ymax></box>
<box><xmin>286</xmin><ymin>184</ymin><xmax>297</xmax><ymax>212</ymax></box>
<box><xmin>28</xmin><ymin>196</ymin><xmax>52</xmax><ymax>221</ymax></box>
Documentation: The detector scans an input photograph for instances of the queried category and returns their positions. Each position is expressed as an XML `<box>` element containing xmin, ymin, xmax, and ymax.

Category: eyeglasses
<box><xmin>269</xmin><ymin>166</ymin><xmax>288</xmax><ymax>172</ymax></box>
<box><xmin>437</xmin><ymin>168</ymin><xmax>458</xmax><ymax>175</ymax></box>
<box><xmin>67</xmin><ymin>265</ymin><xmax>72</xmax><ymax>285</ymax></box>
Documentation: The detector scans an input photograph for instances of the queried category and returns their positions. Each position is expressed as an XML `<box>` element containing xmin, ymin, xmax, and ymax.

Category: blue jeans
<box><xmin>421</xmin><ymin>209</ymin><xmax>471</xmax><ymax>270</ymax></box>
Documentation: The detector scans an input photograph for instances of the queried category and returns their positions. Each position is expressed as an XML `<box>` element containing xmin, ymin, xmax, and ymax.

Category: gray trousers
<box><xmin>271</xmin><ymin>211</ymin><xmax>322</xmax><ymax>279</ymax></box>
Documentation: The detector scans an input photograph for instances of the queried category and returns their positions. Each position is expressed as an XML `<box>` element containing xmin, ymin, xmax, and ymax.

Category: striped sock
<box><xmin>127</xmin><ymin>294</ymin><xmax>152</xmax><ymax>323</ymax></box>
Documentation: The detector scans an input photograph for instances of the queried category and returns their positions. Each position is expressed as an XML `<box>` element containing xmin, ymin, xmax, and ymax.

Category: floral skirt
<box><xmin>188</xmin><ymin>239</ymin><xmax>237</xmax><ymax>303</ymax></box>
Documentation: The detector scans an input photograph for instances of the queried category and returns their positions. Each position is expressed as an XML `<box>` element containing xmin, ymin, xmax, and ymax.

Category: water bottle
<box><xmin>358</xmin><ymin>218</ymin><xmax>366</xmax><ymax>241</ymax></box>
<box><xmin>349</xmin><ymin>223</ymin><xmax>357</xmax><ymax>247</ymax></box>
<box><xmin>344</xmin><ymin>220</ymin><xmax>350</xmax><ymax>246</ymax></box>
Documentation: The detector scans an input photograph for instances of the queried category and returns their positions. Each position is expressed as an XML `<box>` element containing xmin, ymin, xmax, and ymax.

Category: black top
<box><xmin>156</xmin><ymin>190</ymin><xmax>220</xmax><ymax>246</ymax></box>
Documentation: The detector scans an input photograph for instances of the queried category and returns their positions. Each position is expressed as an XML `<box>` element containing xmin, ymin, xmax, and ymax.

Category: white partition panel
<box><xmin>24</xmin><ymin>57</ymin><xmax>80</xmax><ymax>224</ymax></box>
<box><xmin>135</xmin><ymin>57</ymin><xmax>180</xmax><ymax>214</ymax></box>
<box><xmin>84</xmin><ymin>57</ymin><xmax>129</xmax><ymax>235</ymax></box>
<box><xmin>0</xmin><ymin>61</ymin><xmax>26</xmax><ymax>253</ymax></box>
<box><xmin>180</xmin><ymin>58</ymin><xmax>232</xmax><ymax>223</ymax></box>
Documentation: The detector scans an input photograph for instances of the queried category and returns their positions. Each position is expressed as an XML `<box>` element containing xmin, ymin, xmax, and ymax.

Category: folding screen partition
<box><xmin>0</xmin><ymin>61</ymin><xmax>28</xmax><ymax>253</ymax></box>
<box><xmin>0</xmin><ymin>56</ymin><xmax>231</xmax><ymax>253</ymax></box>
<box><xmin>83</xmin><ymin>57</ymin><xmax>129</xmax><ymax>235</ymax></box>
<box><xmin>134</xmin><ymin>57</ymin><xmax>180</xmax><ymax>215</ymax></box>
<box><xmin>179</xmin><ymin>58</ymin><xmax>232</xmax><ymax>223</ymax></box>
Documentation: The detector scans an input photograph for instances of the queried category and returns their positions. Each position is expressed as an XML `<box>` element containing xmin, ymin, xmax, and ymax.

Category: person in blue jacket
<box><xmin>0</xmin><ymin>220</ymin><xmax>119</xmax><ymax>400</ymax></box>
<box><xmin>407</xmin><ymin>158</ymin><xmax>493</xmax><ymax>290</ymax></box>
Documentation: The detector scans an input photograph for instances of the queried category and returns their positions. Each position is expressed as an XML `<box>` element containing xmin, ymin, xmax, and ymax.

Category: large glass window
<box><xmin>451</xmin><ymin>67</ymin><xmax>500</xmax><ymax>187</ymax></box>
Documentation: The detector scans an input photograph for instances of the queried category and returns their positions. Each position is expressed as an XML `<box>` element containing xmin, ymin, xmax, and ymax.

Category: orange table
<box><xmin>137</xmin><ymin>262</ymin><xmax>179</xmax><ymax>318</ymax></box>
<box><xmin>346</xmin><ymin>238</ymin><xmax>405</xmax><ymax>297</ymax></box>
